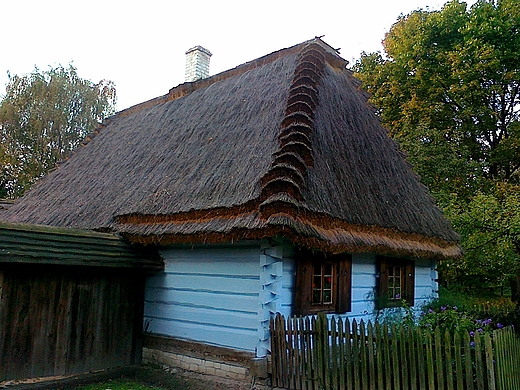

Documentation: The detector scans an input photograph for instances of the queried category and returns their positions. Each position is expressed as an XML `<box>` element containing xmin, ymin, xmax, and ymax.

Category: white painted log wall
<box><xmin>144</xmin><ymin>244</ymin><xmax>262</xmax><ymax>352</ymax></box>
<box><xmin>143</xmin><ymin>242</ymin><xmax>438</xmax><ymax>356</ymax></box>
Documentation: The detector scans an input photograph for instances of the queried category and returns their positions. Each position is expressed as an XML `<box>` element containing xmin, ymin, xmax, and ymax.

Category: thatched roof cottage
<box><xmin>1</xmin><ymin>38</ymin><xmax>459</xmax><ymax>380</ymax></box>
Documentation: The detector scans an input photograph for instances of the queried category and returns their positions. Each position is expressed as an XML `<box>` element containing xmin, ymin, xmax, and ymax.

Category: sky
<box><xmin>1</xmin><ymin>0</ymin><xmax>477</xmax><ymax>111</ymax></box>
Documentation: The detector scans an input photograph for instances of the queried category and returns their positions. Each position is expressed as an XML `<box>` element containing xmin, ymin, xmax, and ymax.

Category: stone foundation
<box><xmin>143</xmin><ymin>347</ymin><xmax>249</xmax><ymax>381</ymax></box>
<box><xmin>142</xmin><ymin>333</ymin><xmax>270</xmax><ymax>384</ymax></box>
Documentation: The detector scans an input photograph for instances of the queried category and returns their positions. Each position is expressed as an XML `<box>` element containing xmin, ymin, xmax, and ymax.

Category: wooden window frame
<box><xmin>377</xmin><ymin>256</ymin><xmax>415</xmax><ymax>308</ymax></box>
<box><xmin>294</xmin><ymin>250</ymin><xmax>351</xmax><ymax>315</ymax></box>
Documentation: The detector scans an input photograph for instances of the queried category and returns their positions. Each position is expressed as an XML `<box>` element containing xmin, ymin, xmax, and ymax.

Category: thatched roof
<box><xmin>1</xmin><ymin>38</ymin><xmax>460</xmax><ymax>259</ymax></box>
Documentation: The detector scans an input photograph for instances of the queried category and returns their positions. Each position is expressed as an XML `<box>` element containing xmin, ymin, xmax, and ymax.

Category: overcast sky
<box><xmin>2</xmin><ymin>0</ymin><xmax>477</xmax><ymax>111</ymax></box>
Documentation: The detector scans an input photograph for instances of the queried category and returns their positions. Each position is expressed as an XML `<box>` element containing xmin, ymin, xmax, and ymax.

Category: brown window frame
<box><xmin>294</xmin><ymin>250</ymin><xmax>352</xmax><ymax>315</ymax></box>
<box><xmin>377</xmin><ymin>256</ymin><xmax>415</xmax><ymax>308</ymax></box>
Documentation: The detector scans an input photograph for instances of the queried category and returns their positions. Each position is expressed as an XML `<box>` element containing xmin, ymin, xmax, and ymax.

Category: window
<box><xmin>294</xmin><ymin>250</ymin><xmax>351</xmax><ymax>315</ymax></box>
<box><xmin>377</xmin><ymin>256</ymin><xmax>415</xmax><ymax>308</ymax></box>
<box><xmin>312</xmin><ymin>261</ymin><xmax>334</xmax><ymax>305</ymax></box>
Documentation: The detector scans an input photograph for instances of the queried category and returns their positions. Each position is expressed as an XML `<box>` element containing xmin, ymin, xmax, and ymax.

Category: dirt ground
<box><xmin>0</xmin><ymin>365</ymin><xmax>271</xmax><ymax>390</ymax></box>
<box><xmin>135</xmin><ymin>365</ymin><xmax>268</xmax><ymax>390</ymax></box>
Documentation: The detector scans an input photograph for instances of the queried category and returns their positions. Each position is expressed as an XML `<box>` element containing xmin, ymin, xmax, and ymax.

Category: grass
<box><xmin>75</xmin><ymin>378</ymin><xmax>167</xmax><ymax>390</ymax></box>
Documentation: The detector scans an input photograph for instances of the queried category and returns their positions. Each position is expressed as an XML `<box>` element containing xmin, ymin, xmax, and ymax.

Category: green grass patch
<box><xmin>75</xmin><ymin>378</ymin><xmax>167</xmax><ymax>390</ymax></box>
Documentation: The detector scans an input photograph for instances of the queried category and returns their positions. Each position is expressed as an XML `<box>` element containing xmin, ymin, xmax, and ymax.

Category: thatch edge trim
<box><xmin>115</xmin><ymin>209</ymin><xmax>460</xmax><ymax>260</ymax></box>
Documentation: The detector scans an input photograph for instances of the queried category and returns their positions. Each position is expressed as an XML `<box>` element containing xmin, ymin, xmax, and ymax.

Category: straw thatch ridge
<box><xmin>1</xmin><ymin>38</ymin><xmax>460</xmax><ymax>259</ymax></box>
<box><xmin>259</xmin><ymin>42</ymin><xmax>327</xmax><ymax>206</ymax></box>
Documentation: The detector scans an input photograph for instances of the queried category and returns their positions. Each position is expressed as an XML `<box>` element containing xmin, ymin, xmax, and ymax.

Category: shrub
<box><xmin>418</xmin><ymin>304</ymin><xmax>504</xmax><ymax>335</ymax></box>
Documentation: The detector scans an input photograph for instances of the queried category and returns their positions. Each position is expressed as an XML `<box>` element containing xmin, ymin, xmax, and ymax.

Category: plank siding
<box><xmin>0</xmin><ymin>264</ymin><xmax>144</xmax><ymax>381</ymax></box>
<box><xmin>0</xmin><ymin>221</ymin><xmax>160</xmax><ymax>269</ymax></box>
<box><xmin>144</xmin><ymin>244</ymin><xmax>262</xmax><ymax>352</ymax></box>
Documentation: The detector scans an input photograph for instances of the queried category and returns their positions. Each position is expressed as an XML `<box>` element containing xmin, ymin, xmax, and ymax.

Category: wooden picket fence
<box><xmin>270</xmin><ymin>313</ymin><xmax>520</xmax><ymax>390</ymax></box>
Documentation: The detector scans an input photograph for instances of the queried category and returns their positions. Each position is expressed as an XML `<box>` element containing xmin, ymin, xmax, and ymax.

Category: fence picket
<box><xmin>398</xmin><ymin>325</ymin><xmax>409</xmax><ymax>390</ymax></box>
<box><xmin>270</xmin><ymin>315</ymin><xmax>280</xmax><ymax>387</ymax></box>
<box><xmin>298</xmin><ymin>316</ymin><xmax>308</xmax><ymax>390</ymax></box>
<box><xmin>417</xmin><ymin>329</ymin><xmax>426</xmax><ymax>390</ymax></box>
<box><xmin>315</xmin><ymin>314</ymin><xmax>325</xmax><ymax>389</ymax></box>
<box><xmin>345</xmin><ymin>318</ymin><xmax>353</xmax><ymax>390</ymax></box>
<box><xmin>322</xmin><ymin>315</ymin><xmax>331</xmax><ymax>390</ymax></box>
<box><xmin>359</xmin><ymin>321</ymin><xmax>368</xmax><ymax>390</ymax></box>
<box><xmin>425</xmin><ymin>329</ymin><xmax>435</xmax><ymax>390</ymax></box>
<box><xmin>382</xmin><ymin>323</ymin><xmax>392</xmax><ymax>390</ymax></box>
<box><xmin>409</xmin><ymin>328</ymin><xmax>418</xmax><ymax>390</ymax></box>
<box><xmin>338</xmin><ymin>317</ymin><xmax>346</xmax><ymax>390</ymax></box>
<box><xmin>390</xmin><ymin>324</ymin><xmax>400</xmax><ymax>390</ymax></box>
<box><xmin>494</xmin><ymin>328</ymin><xmax>505</xmax><ymax>390</ymax></box>
<box><xmin>287</xmin><ymin>316</ymin><xmax>295</xmax><ymax>390</ymax></box>
<box><xmin>310</xmin><ymin>315</ymin><xmax>318</xmax><ymax>390</ymax></box>
<box><xmin>462</xmin><ymin>331</ymin><xmax>474</xmax><ymax>390</ymax></box>
<box><xmin>443</xmin><ymin>330</ymin><xmax>454</xmax><ymax>390</ymax></box>
<box><xmin>473</xmin><ymin>330</ymin><xmax>485</xmax><ymax>390</ymax></box>
<box><xmin>453</xmin><ymin>332</ymin><xmax>464</xmax><ymax>390</ymax></box>
<box><xmin>331</xmin><ymin>317</ymin><xmax>338</xmax><ymax>390</ymax></box>
<box><xmin>292</xmin><ymin>316</ymin><xmax>302</xmax><ymax>390</ymax></box>
<box><xmin>484</xmin><ymin>333</ymin><xmax>496</xmax><ymax>390</ymax></box>
<box><xmin>433</xmin><ymin>328</ymin><xmax>445</xmax><ymax>390</ymax></box>
<box><xmin>375</xmin><ymin>322</ymin><xmax>384</xmax><ymax>390</ymax></box>
<box><xmin>367</xmin><ymin>322</ymin><xmax>376</xmax><ymax>390</ymax></box>
<box><xmin>352</xmin><ymin>319</ymin><xmax>361</xmax><ymax>390</ymax></box>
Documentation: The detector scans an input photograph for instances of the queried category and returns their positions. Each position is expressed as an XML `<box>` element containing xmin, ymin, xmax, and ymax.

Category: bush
<box><xmin>426</xmin><ymin>287</ymin><xmax>519</xmax><ymax>331</ymax></box>
<box><xmin>418</xmin><ymin>304</ymin><xmax>504</xmax><ymax>334</ymax></box>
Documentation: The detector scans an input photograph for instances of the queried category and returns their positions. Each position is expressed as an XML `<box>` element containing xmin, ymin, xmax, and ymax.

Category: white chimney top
<box><xmin>185</xmin><ymin>46</ymin><xmax>212</xmax><ymax>82</ymax></box>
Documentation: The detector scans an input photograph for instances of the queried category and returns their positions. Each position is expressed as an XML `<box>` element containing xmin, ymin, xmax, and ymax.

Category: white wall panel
<box><xmin>144</xmin><ymin>244</ymin><xmax>262</xmax><ymax>352</ymax></box>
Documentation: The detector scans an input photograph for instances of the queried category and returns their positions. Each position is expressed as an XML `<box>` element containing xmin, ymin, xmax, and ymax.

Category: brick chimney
<box><xmin>184</xmin><ymin>46</ymin><xmax>212</xmax><ymax>82</ymax></box>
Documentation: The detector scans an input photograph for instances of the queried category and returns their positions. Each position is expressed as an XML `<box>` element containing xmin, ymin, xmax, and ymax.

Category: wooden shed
<box><xmin>0</xmin><ymin>222</ymin><xmax>161</xmax><ymax>381</ymax></box>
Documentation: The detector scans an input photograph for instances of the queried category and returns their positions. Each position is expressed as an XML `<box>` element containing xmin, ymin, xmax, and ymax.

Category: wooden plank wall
<box><xmin>0</xmin><ymin>221</ymin><xmax>161</xmax><ymax>269</ymax></box>
<box><xmin>0</xmin><ymin>264</ymin><xmax>144</xmax><ymax>381</ymax></box>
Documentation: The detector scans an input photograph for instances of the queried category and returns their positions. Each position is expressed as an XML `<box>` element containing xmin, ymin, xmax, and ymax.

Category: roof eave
<box><xmin>115</xmin><ymin>211</ymin><xmax>461</xmax><ymax>260</ymax></box>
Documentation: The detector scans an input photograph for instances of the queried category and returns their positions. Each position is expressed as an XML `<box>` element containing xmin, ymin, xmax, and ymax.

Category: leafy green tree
<box><xmin>353</xmin><ymin>0</ymin><xmax>520</xmax><ymax>292</ymax></box>
<box><xmin>0</xmin><ymin>64</ymin><xmax>116</xmax><ymax>198</ymax></box>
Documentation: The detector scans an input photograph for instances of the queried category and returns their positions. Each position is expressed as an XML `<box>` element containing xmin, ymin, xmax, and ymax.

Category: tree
<box><xmin>0</xmin><ymin>64</ymin><xmax>116</xmax><ymax>198</ymax></box>
<box><xmin>353</xmin><ymin>0</ymin><xmax>520</xmax><ymax>292</ymax></box>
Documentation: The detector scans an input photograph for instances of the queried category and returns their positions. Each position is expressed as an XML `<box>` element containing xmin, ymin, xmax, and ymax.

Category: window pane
<box><xmin>388</xmin><ymin>264</ymin><xmax>403</xmax><ymax>300</ymax></box>
<box><xmin>313</xmin><ymin>274</ymin><xmax>321</xmax><ymax>288</ymax></box>
<box><xmin>324</xmin><ymin>263</ymin><xmax>332</xmax><ymax>275</ymax></box>
<box><xmin>313</xmin><ymin>289</ymin><xmax>321</xmax><ymax>304</ymax></box>
<box><xmin>323</xmin><ymin>289</ymin><xmax>332</xmax><ymax>304</ymax></box>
